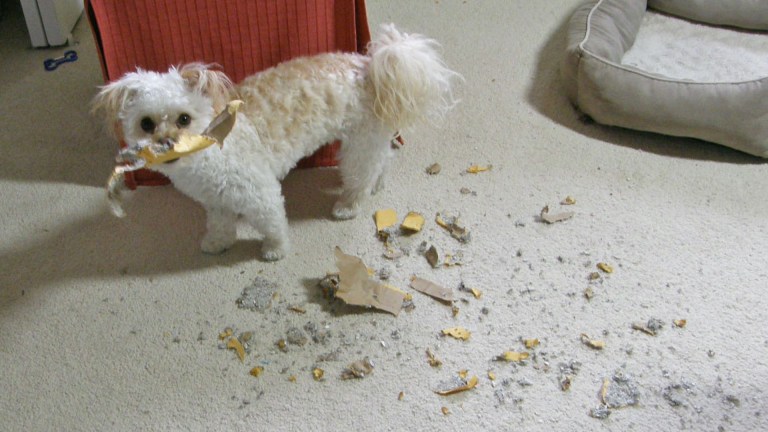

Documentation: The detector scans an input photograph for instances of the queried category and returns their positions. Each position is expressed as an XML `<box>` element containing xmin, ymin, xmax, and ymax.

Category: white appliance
<box><xmin>20</xmin><ymin>0</ymin><xmax>84</xmax><ymax>47</ymax></box>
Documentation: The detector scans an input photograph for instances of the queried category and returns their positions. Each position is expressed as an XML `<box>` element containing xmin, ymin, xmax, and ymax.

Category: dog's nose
<box><xmin>158</xmin><ymin>137</ymin><xmax>176</xmax><ymax>150</ymax></box>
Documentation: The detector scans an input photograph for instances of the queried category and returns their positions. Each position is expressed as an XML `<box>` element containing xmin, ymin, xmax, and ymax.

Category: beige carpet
<box><xmin>1</xmin><ymin>1</ymin><xmax>767</xmax><ymax>431</ymax></box>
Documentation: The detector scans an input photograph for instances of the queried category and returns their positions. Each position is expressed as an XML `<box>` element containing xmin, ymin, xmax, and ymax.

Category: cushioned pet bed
<box><xmin>563</xmin><ymin>0</ymin><xmax>768</xmax><ymax>157</ymax></box>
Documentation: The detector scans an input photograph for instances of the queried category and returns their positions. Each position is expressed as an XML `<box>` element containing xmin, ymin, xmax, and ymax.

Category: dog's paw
<box><xmin>332</xmin><ymin>201</ymin><xmax>360</xmax><ymax>220</ymax></box>
<box><xmin>201</xmin><ymin>235</ymin><xmax>234</xmax><ymax>255</ymax></box>
<box><xmin>261</xmin><ymin>245</ymin><xmax>287</xmax><ymax>262</ymax></box>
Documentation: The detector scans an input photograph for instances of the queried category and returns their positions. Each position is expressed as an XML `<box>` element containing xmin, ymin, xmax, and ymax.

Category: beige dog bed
<box><xmin>563</xmin><ymin>0</ymin><xmax>768</xmax><ymax>158</ymax></box>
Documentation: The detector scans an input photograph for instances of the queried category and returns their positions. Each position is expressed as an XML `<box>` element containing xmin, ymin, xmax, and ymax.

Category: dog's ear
<box><xmin>180</xmin><ymin>63</ymin><xmax>235</xmax><ymax>113</ymax></box>
<box><xmin>91</xmin><ymin>78</ymin><xmax>135</xmax><ymax>137</ymax></box>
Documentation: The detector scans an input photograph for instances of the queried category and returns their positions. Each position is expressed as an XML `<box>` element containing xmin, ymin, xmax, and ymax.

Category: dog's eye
<box><xmin>140</xmin><ymin>117</ymin><xmax>155</xmax><ymax>133</ymax></box>
<box><xmin>177</xmin><ymin>113</ymin><xmax>192</xmax><ymax>127</ymax></box>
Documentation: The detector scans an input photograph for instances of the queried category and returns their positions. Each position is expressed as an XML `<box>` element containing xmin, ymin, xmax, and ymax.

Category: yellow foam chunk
<box><xmin>375</xmin><ymin>209</ymin><xmax>398</xmax><ymax>232</ymax></box>
<box><xmin>400</xmin><ymin>212</ymin><xmax>425</xmax><ymax>232</ymax></box>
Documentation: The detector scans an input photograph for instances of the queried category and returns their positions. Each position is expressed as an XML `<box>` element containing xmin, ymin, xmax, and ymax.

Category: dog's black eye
<box><xmin>177</xmin><ymin>113</ymin><xmax>192</xmax><ymax>127</ymax></box>
<box><xmin>140</xmin><ymin>117</ymin><xmax>155</xmax><ymax>133</ymax></box>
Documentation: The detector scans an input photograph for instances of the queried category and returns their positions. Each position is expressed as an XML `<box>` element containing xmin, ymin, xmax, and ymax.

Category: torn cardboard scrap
<box><xmin>341</xmin><ymin>357</ymin><xmax>375</xmax><ymax>379</ymax></box>
<box><xmin>442</xmin><ymin>327</ymin><xmax>471</xmax><ymax>341</ymax></box>
<box><xmin>580</xmin><ymin>333</ymin><xmax>606</xmax><ymax>350</ymax></box>
<box><xmin>436</xmin><ymin>212</ymin><xmax>471</xmax><ymax>243</ymax></box>
<box><xmin>227</xmin><ymin>338</ymin><xmax>246</xmax><ymax>362</ymax></box>
<box><xmin>410</xmin><ymin>277</ymin><xmax>453</xmax><ymax>302</ymax></box>
<box><xmin>597</xmin><ymin>262</ymin><xmax>614</xmax><ymax>273</ymax></box>
<box><xmin>318</xmin><ymin>273</ymin><xmax>340</xmax><ymax>298</ymax></box>
<box><xmin>539</xmin><ymin>205</ymin><xmax>574</xmax><ymax>224</ymax></box>
<box><xmin>426</xmin><ymin>163</ymin><xmax>442</xmax><ymax>175</ymax></box>
<box><xmin>426</xmin><ymin>348</ymin><xmax>442</xmax><ymax>367</ymax></box>
<box><xmin>425</xmin><ymin>245</ymin><xmax>440</xmax><ymax>268</ymax></box>
<box><xmin>333</xmin><ymin>247</ymin><xmax>405</xmax><ymax>315</ymax></box>
<box><xmin>632</xmin><ymin>318</ymin><xmax>664</xmax><ymax>336</ymax></box>
<box><xmin>466</xmin><ymin>164</ymin><xmax>492</xmax><ymax>174</ymax></box>
<box><xmin>434</xmin><ymin>374</ymin><xmax>479</xmax><ymax>395</ymax></box>
<box><xmin>523</xmin><ymin>338</ymin><xmax>540</xmax><ymax>349</ymax></box>
<box><xmin>496</xmin><ymin>351</ymin><xmax>530</xmax><ymax>362</ymax></box>
<box><xmin>312</xmin><ymin>368</ymin><xmax>325</xmax><ymax>381</ymax></box>
<box><xmin>458</xmin><ymin>282</ymin><xmax>481</xmax><ymax>299</ymax></box>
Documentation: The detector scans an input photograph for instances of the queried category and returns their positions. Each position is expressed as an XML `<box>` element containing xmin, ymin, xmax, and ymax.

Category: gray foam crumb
<box><xmin>236</xmin><ymin>277</ymin><xmax>278</xmax><ymax>311</ymax></box>
<box><xmin>646</xmin><ymin>318</ymin><xmax>664</xmax><ymax>333</ymax></box>
<box><xmin>286</xmin><ymin>327</ymin><xmax>308</xmax><ymax>346</ymax></box>
<box><xmin>590</xmin><ymin>406</ymin><xmax>611</xmax><ymax>419</ymax></box>
<box><xmin>604</xmin><ymin>370</ymin><xmax>640</xmax><ymax>408</ymax></box>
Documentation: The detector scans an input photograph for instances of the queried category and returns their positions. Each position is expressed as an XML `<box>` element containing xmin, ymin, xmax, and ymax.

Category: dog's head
<box><xmin>92</xmin><ymin>63</ymin><xmax>234</xmax><ymax>148</ymax></box>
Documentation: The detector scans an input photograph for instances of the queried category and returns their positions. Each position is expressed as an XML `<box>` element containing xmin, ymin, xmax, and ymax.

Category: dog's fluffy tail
<box><xmin>367</xmin><ymin>24</ymin><xmax>460</xmax><ymax>131</ymax></box>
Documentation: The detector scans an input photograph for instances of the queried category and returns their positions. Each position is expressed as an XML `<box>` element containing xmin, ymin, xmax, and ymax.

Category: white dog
<box><xmin>93</xmin><ymin>24</ymin><xmax>458</xmax><ymax>261</ymax></box>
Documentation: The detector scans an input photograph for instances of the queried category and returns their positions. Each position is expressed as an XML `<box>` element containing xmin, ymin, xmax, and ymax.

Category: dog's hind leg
<box><xmin>332</xmin><ymin>128</ymin><xmax>395</xmax><ymax>220</ymax></box>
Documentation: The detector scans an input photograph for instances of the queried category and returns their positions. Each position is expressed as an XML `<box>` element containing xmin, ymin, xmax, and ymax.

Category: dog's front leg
<box><xmin>201</xmin><ymin>206</ymin><xmax>238</xmax><ymax>254</ymax></box>
<box><xmin>240</xmin><ymin>185</ymin><xmax>290</xmax><ymax>262</ymax></box>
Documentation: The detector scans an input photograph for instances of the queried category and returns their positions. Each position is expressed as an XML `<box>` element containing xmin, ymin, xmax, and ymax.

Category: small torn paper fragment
<box><xmin>334</xmin><ymin>247</ymin><xmax>405</xmax><ymax>315</ymax></box>
<box><xmin>318</xmin><ymin>273</ymin><xmax>340</xmax><ymax>298</ymax></box>
<box><xmin>436</xmin><ymin>212</ymin><xmax>471</xmax><ymax>243</ymax></box>
<box><xmin>341</xmin><ymin>357</ymin><xmax>375</xmax><ymax>380</ymax></box>
<box><xmin>312</xmin><ymin>368</ymin><xmax>325</xmax><ymax>381</ymax></box>
<box><xmin>443</xmin><ymin>251</ymin><xmax>464</xmax><ymax>267</ymax></box>
<box><xmin>496</xmin><ymin>351</ymin><xmax>530</xmax><ymax>362</ymax></box>
<box><xmin>466</xmin><ymin>164</ymin><xmax>492</xmax><ymax>174</ymax></box>
<box><xmin>632</xmin><ymin>318</ymin><xmax>664</xmax><ymax>336</ymax></box>
<box><xmin>426</xmin><ymin>348</ymin><xmax>442</xmax><ymax>367</ymax></box>
<box><xmin>442</xmin><ymin>327</ymin><xmax>471</xmax><ymax>341</ymax></box>
<box><xmin>288</xmin><ymin>305</ymin><xmax>306</xmax><ymax>314</ymax></box>
<box><xmin>227</xmin><ymin>338</ymin><xmax>246</xmax><ymax>362</ymax></box>
<box><xmin>584</xmin><ymin>286</ymin><xmax>595</xmax><ymax>300</ymax></box>
<box><xmin>410</xmin><ymin>277</ymin><xmax>453</xmax><ymax>302</ymax></box>
<box><xmin>434</xmin><ymin>374</ymin><xmax>479</xmax><ymax>395</ymax></box>
<box><xmin>597</xmin><ymin>262</ymin><xmax>614</xmax><ymax>273</ymax></box>
<box><xmin>426</xmin><ymin>163</ymin><xmax>442</xmax><ymax>175</ymax></box>
<box><xmin>425</xmin><ymin>245</ymin><xmax>440</xmax><ymax>268</ymax></box>
<box><xmin>401</xmin><ymin>212</ymin><xmax>425</xmax><ymax>233</ymax></box>
<box><xmin>523</xmin><ymin>338</ymin><xmax>540</xmax><ymax>349</ymax></box>
<box><xmin>375</xmin><ymin>209</ymin><xmax>398</xmax><ymax>233</ymax></box>
<box><xmin>580</xmin><ymin>333</ymin><xmax>606</xmax><ymax>350</ymax></box>
<box><xmin>539</xmin><ymin>205</ymin><xmax>574</xmax><ymax>224</ymax></box>
<box><xmin>219</xmin><ymin>327</ymin><xmax>234</xmax><ymax>340</ymax></box>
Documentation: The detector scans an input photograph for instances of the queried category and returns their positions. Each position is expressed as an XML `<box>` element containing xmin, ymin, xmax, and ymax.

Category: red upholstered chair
<box><xmin>86</xmin><ymin>0</ymin><xmax>370</xmax><ymax>189</ymax></box>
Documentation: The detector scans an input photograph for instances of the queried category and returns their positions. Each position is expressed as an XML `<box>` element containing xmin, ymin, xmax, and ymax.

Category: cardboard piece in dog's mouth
<box><xmin>136</xmin><ymin>99</ymin><xmax>245</xmax><ymax>167</ymax></box>
<box><xmin>106</xmin><ymin>100</ymin><xmax>243</xmax><ymax>218</ymax></box>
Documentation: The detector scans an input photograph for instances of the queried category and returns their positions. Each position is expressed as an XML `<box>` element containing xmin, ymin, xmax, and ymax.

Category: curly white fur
<box><xmin>92</xmin><ymin>24</ymin><xmax>459</xmax><ymax>261</ymax></box>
